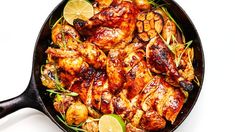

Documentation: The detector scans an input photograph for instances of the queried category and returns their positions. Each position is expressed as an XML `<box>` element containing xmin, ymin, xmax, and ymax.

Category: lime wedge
<box><xmin>99</xmin><ymin>114</ymin><xmax>126</xmax><ymax>132</ymax></box>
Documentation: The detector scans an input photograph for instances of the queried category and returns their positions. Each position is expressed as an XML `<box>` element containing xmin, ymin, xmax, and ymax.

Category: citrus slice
<box><xmin>63</xmin><ymin>0</ymin><xmax>94</xmax><ymax>25</ymax></box>
<box><xmin>99</xmin><ymin>114</ymin><xmax>126</xmax><ymax>132</ymax></box>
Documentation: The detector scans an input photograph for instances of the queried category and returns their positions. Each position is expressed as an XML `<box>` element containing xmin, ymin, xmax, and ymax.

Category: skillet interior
<box><xmin>32</xmin><ymin>0</ymin><xmax>204</xmax><ymax>131</ymax></box>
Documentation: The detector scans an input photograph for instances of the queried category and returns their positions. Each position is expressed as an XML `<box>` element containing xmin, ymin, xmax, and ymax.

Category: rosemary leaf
<box><xmin>46</xmin><ymin>89</ymin><xmax>78</xmax><ymax>97</ymax></box>
<box><xmin>54</xmin><ymin>69</ymin><xmax>65</xmax><ymax>91</ymax></box>
<box><xmin>66</xmin><ymin>91</ymin><xmax>79</xmax><ymax>96</ymax></box>
<box><xmin>46</xmin><ymin>89</ymin><xmax>59</xmax><ymax>95</ymax></box>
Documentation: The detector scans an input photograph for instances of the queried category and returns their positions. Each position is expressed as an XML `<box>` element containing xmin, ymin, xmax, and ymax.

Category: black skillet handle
<box><xmin>0</xmin><ymin>75</ymin><xmax>44</xmax><ymax>118</ymax></box>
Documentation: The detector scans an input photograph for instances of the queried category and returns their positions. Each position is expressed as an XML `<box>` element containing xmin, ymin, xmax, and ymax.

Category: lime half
<box><xmin>99</xmin><ymin>114</ymin><xmax>126</xmax><ymax>132</ymax></box>
<box><xmin>63</xmin><ymin>0</ymin><xmax>94</xmax><ymax>25</ymax></box>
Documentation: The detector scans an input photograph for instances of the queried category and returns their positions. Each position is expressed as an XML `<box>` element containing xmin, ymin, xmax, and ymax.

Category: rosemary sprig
<box><xmin>46</xmin><ymin>89</ymin><xmax>78</xmax><ymax>97</ymax></box>
<box><xmin>54</xmin><ymin>69</ymin><xmax>64</xmax><ymax>91</ymax></box>
<box><xmin>61</xmin><ymin>28</ymin><xmax>67</xmax><ymax>49</ymax></box>
<box><xmin>42</xmin><ymin>64</ymin><xmax>78</xmax><ymax>97</ymax></box>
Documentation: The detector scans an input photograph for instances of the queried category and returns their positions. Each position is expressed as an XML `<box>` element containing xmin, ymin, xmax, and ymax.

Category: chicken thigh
<box><xmin>74</xmin><ymin>1</ymin><xmax>139</xmax><ymax>50</ymax></box>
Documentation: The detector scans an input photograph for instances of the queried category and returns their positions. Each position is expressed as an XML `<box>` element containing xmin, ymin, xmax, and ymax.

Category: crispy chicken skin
<box><xmin>77</xmin><ymin>42</ymin><xmax>107</xmax><ymax>69</ymax></box>
<box><xmin>91</xmin><ymin>70</ymin><xmax>109</xmax><ymax>110</ymax></box>
<box><xmin>74</xmin><ymin>1</ymin><xmax>139</xmax><ymax>50</ymax></box>
<box><xmin>140</xmin><ymin>110</ymin><xmax>166</xmax><ymax>131</ymax></box>
<box><xmin>146</xmin><ymin>37</ymin><xmax>193</xmax><ymax>91</ymax></box>
<box><xmin>106</xmin><ymin>49</ymin><xmax>125</xmax><ymax>94</ymax></box>
<box><xmin>124</xmin><ymin>61</ymin><xmax>152</xmax><ymax>99</ymax></box>
<box><xmin>51</xmin><ymin>24</ymin><xmax>80</xmax><ymax>49</ymax></box>
<box><xmin>139</xmin><ymin>76</ymin><xmax>185</xmax><ymax>123</ymax></box>
<box><xmin>106</xmin><ymin>42</ymin><xmax>145</xmax><ymax>94</ymax></box>
<box><xmin>46</xmin><ymin>42</ymin><xmax>107</xmax><ymax>70</ymax></box>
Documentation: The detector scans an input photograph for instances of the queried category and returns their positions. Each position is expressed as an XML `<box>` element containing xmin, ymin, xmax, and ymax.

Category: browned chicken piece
<box><xmin>141</xmin><ymin>77</ymin><xmax>173</xmax><ymax>116</ymax></box>
<box><xmin>139</xmin><ymin>110</ymin><xmax>166</xmax><ymax>131</ymax></box>
<box><xmin>161</xmin><ymin>88</ymin><xmax>185</xmax><ymax>123</ymax></box>
<box><xmin>122</xmin><ymin>43</ymin><xmax>145</xmax><ymax>73</ymax></box>
<box><xmin>137</xmin><ymin>75</ymin><xmax>185</xmax><ymax>124</ymax></box>
<box><xmin>51</xmin><ymin>24</ymin><xmax>80</xmax><ymax>49</ymax></box>
<box><xmin>136</xmin><ymin>10</ymin><xmax>164</xmax><ymax>42</ymax></box>
<box><xmin>45</xmin><ymin>47</ymin><xmax>86</xmax><ymax>76</ymax></box>
<box><xmin>45</xmin><ymin>48</ymin><xmax>88</xmax><ymax>75</ymax></box>
<box><xmin>58</xmin><ymin>57</ymin><xmax>89</xmax><ymax>75</ymax></box>
<box><xmin>123</xmin><ymin>49</ymin><xmax>145</xmax><ymax>74</ymax></box>
<box><xmin>59</xmin><ymin>71</ymin><xmax>78</xmax><ymax>89</ymax></box>
<box><xmin>124</xmin><ymin>61</ymin><xmax>152</xmax><ymax>99</ymax></box>
<box><xmin>74</xmin><ymin>1</ymin><xmax>139</xmax><ymax>50</ymax></box>
<box><xmin>46</xmin><ymin>42</ymin><xmax>107</xmax><ymax>70</ymax></box>
<box><xmin>146</xmin><ymin>80</ymin><xmax>173</xmax><ymax>116</ymax></box>
<box><xmin>113</xmin><ymin>91</ymin><xmax>136</xmax><ymax>120</ymax></box>
<box><xmin>140</xmin><ymin>75</ymin><xmax>179</xmax><ymax>121</ymax></box>
<box><xmin>46</xmin><ymin>47</ymin><xmax>79</xmax><ymax>58</ymax></box>
<box><xmin>77</xmin><ymin>42</ymin><xmax>107</xmax><ymax>69</ymax></box>
<box><xmin>146</xmin><ymin>37</ymin><xmax>193</xmax><ymax>91</ymax></box>
<box><xmin>91</xmin><ymin>70</ymin><xmax>109</xmax><ymax>110</ymax></box>
<box><xmin>106</xmin><ymin>49</ymin><xmax>125</xmax><ymax>94</ymax></box>
<box><xmin>130</xmin><ymin>109</ymin><xmax>144</xmax><ymax>128</ymax></box>
<box><xmin>126</xmin><ymin>123</ymin><xmax>145</xmax><ymax>132</ymax></box>
<box><xmin>69</xmin><ymin>67</ymin><xmax>96</xmax><ymax>105</ymax></box>
<box><xmin>138</xmin><ymin>76</ymin><xmax>161</xmax><ymax>111</ymax></box>
<box><xmin>100</xmin><ymin>91</ymin><xmax>114</xmax><ymax>114</ymax></box>
<box><xmin>106</xmin><ymin>42</ymin><xmax>145</xmax><ymax>94</ymax></box>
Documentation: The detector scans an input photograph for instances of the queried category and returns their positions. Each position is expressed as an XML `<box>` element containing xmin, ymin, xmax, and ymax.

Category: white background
<box><xmin>0</xmin><ymin>0</ymin><xmax>235</xmax><ymax>132</ymax></box>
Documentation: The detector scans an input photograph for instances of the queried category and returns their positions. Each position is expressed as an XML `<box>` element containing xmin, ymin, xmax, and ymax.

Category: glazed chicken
<box><xmin>106</xmin><ymin>42</ymin><xmax>145</xmax><ymax>94</ymax></box>
<box><xmin>74</xmin><ymin>1</ymin><xmax>139</xmax><ymax>50</ymax></box>
<box><xmin>146</xmin><ymin>37</ymin><xmax>194</xmax><ymax>91</ymax></box>
<box><xmin>60</xmin><ymin>67</ymin><xmax>185</xmax><ymax>130</ymax></box>
<box><xmin>40</xmin><ymin>0</ymin><xmax>195</xmax><ymax>131</ymax></box>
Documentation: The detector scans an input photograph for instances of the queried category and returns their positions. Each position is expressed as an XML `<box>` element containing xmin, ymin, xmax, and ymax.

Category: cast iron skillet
<box><xmin>0</xmin><ymin>0</ymin><xmax>204</xmax><ymax>131</ymax></box>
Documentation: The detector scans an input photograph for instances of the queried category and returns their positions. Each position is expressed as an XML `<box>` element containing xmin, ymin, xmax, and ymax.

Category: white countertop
<box><xmin>0</xmin><ymin>0</ymin><xmax>235</xmax><ymax>131</ymax></box>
